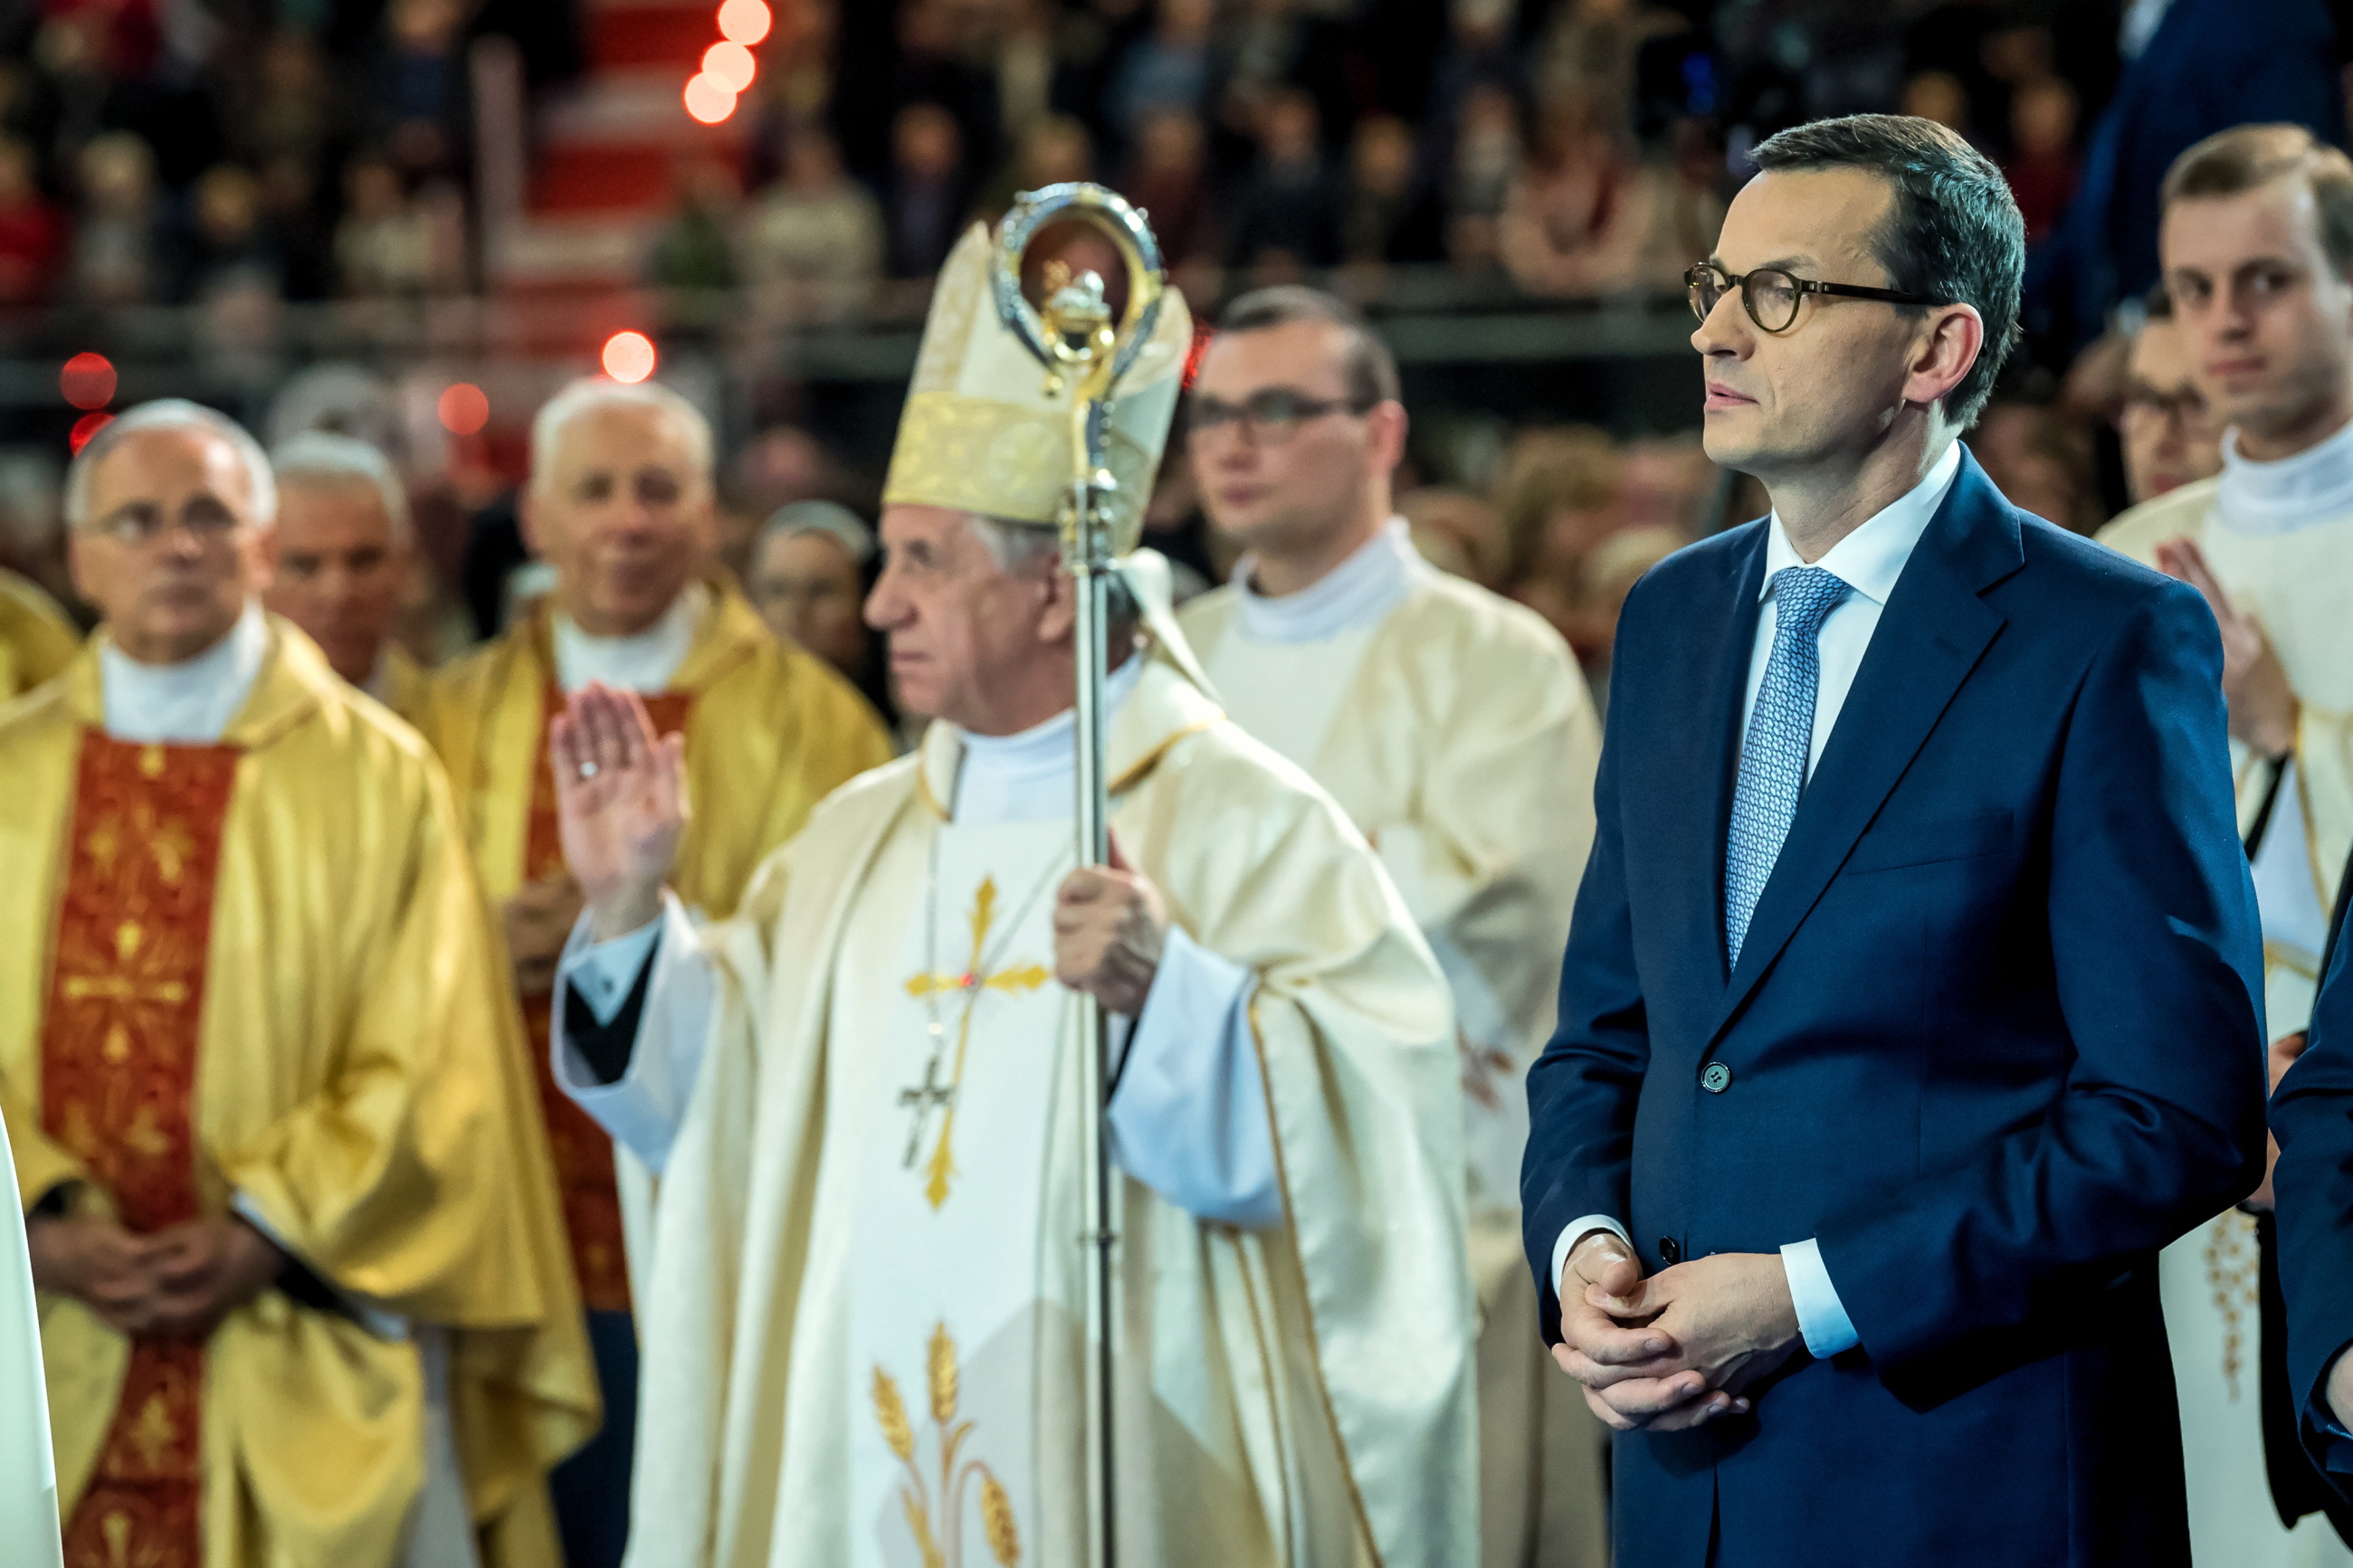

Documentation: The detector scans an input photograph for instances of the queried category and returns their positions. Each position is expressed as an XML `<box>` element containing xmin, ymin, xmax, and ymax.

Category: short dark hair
<box><xmin>1749</xmin><ymin>113</ymin><xmax>2024</xmax><ymax>425</ymax></box>
<box><xmin>1215</xmin><ymin>286</ymin><xmax>1401</xmax><ymax>408</ymax></box>
<box><xmin>2161</xmin><ymin>123</ymin><xmax>2353</xmax><ymax>280</ymax></box>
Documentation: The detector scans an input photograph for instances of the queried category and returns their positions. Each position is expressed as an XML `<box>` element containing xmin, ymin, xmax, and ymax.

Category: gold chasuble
<box><xmin>376</xmin><ymin>643</ymin><xmax>429</xmax><ymax>726</ymax></box>
<box><xmin>1182</xmin><ymin>554</ymin><xmax>1608</xmax><ymax>1568</ymax></box>
<box><xmin>0</xmin><ymin>567</ymin><xmax>79</xmax><ymax>701</ymax></box>
<box><xmin>620</xmin><ymin>654</ymin><xmax>1478</xmax><ymax>1568</ymax></box>
<box><xmin>0</xmin><ymin>621</ymin><xmax>597</xmax><ymax>1568</ymax></box>
<box><xmin>416</xmin><ymin>581</ymin><xmax>891</xmax><ymax>1311</ymax></box>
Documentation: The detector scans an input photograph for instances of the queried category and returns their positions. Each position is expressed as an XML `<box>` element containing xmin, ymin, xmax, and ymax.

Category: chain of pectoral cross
<box><xmin>897</xmin><ymin>836</ymin><xmax>1069</xmax><ymax>1209</ymax></box>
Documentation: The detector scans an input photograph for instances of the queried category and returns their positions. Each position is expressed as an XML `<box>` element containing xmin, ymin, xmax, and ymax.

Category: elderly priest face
<box><xmin>67</xmin><ymin>409</ymin><xmax>270</xmax><ymax>665</ymax></box>
<box><xmin>522</xmin><ymin>383</ymin><xmax>719</xmax><ymax>637</ymax></box>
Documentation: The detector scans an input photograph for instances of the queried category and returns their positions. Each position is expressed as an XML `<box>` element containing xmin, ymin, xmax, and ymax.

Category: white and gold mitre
<box><xmin>882</xmin><ymin>222</ymin><xmax>1193</xmax><ymax>552</ymax></box>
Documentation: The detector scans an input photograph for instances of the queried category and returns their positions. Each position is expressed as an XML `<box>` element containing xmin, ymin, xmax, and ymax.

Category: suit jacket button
<box><xmin>1700</xmin><ymin>1060</ymin><xmax>1732</xmax><ymax>1094</ymax></box>
<box><xmin>1659</xmin><ymin>1237</ymin><xmax>1682</xmax><ymax>1264</ymax></box>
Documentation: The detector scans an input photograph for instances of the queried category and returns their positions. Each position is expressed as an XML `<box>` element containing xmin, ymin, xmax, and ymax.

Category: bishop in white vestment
<box><xmin>541</xmin><ymin>223</ymin><xmax>1479</xmax><ymax>1568</ymax></box>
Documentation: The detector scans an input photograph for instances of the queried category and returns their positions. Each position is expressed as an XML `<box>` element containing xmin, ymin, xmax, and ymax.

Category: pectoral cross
<box><xmin>900</xmin><ymin>875</ymin><xmax>1052</xmax><ymax>1210</ymax></box>
<box><xmin>898</xmin><ymin>1054</ymin><xmax>956</xmax><ymax>1169</ymax></box>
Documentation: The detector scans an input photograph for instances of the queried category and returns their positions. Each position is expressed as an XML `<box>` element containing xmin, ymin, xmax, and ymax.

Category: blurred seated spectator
<box><xmin>1225</xmin><ymin>89</ymin><xmax>1340</xmax><ymax>280</ymax></box>
<box><xmin>70</xmin><ymin>132</ymin><xmax>166</xmax><ymax>307</ymax></box>
<box><xmin>1613</xmin><ymin>432</ymin><xmax>1714</xmax><ymax>536</ymax></box>
<box><xmin>1974</xmin><ymin>400</ymin><xmax>2101</xmax><ymax>533</ymax></box>
<box><xmin>1900</xmin><ymin>71</ymin><xmax>1974</xmax><ymax>140</ymax></box>
<box><xmin>1499</xmin><ymin>424</ymin><xmax>1621</xmax><ymax>655</ymax></box>
<box><xmin>335</xmin><ymin>153</ymin><xmax>434</xmax><ymax>297</ymax></box>
<box><xmin>648</xmin><ymin>157</ymin><xmax>742</xmax><ymax>293</ymax></box>
<box><xmin>1122</xmin><ymin>110</ymin><xmax>1216</xmax><ymax>268</ymax></box>
<box><xmin>1536</xmin><ymin>0</ymin><xmax>1683</xmax><ymax>143</ymax></box>
<box><xmin>746</xmin><ymin>500</ymin><xmax>895</xmax><ymax>727</ymax></box>
<box><xmin>1446</xmin><ymin>81</ymin><xmax>1522</xmax><ymax>269</ymax></box>
<box><xmin>1622</xmin><ymin>118</ymin><xmax>1729</xmax><ymax>292</ymax></box>
<box><xmin>2005</xmin><ymin>77</ymin><xmax>2079</xmax><ymax>243</ymax></box>
<box><xmin>236</xmin><ymin>32</ymin><xmax>338</xmax><ymax>173</ymax></box>
<box><xmin>0</xmin><ymin>134</ymin><xmax>62</xmax><ymax>305</ymax></box>
<box><xmin>885</xmin><ymin>101</ymin><xmax>970</xmax><ymax>279</ymax></box>
<box><xmin>985</xmin><ymin>113</ymin><xmax>1093</xmax><ymax>215</ymax></box>
<box><xmin>374</xmin><ymin>0</ymin><xmax>467</xmax><ymax>177</ymax></box>
<box><xmin>2117</xmin><ymin>289</ymin><xmax>2224</xmax><ymax>504</ymax></box>
<box><xmin>1399</xmin><ymin>485</ymin><xmax>1508</xmax><ymax>587</ymax></box>
<box><xmin>730</xmin><ymin>425</ymin><xmax>839</xmax><ymax>521</ymax></box>
<box><xmin>1338</xmin><ymin>113</ymin><xmax>1446</xmax><ymax>276</ymax></box>
<box><xmin>1106</xmin><ymin>0</ymin><xmax>1216</xmax><ymax>142</ymax></box>
<box><xmin>257</xmin><ymin>154</ymin><xmax>334</xmax><ymax>300</ymax></box>
<box><xmin>1500</xmin><ymin>103</ymin><xmax>1643</xmax><ymax>297</ymax></box>
<box><xmin>744</xmin><ymin>128</ymin><xmax>882</xmax><ymax>323</ymax></box>
<box><xmin>184</xmin><ymin>164</ymin><xmax>287</xmax><ymax>303</ymax></box>
<box><xmin>1575</xmin><ymin>522</ymin><xmax>1684</xmax><ymax>707</ymax></box>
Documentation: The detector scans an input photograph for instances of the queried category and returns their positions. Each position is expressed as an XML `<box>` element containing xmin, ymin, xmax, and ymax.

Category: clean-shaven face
<box><xmin>524</xmin><ymin>403</ymin><xmax>716</xmax><ymax>637</ymax></box>
<box><xmin>1693</xmin><ymin>167</ymin><xmax>1935</xmax><ymax>478</ymax></box>
<box><xmin>2161</xmin><ymin>175</ymin><xmax>2353</xmax><ymax>448</ymax></box>
<box><xmin>263</xmin><ymin>477</ymin><xmax>405</xmax><ymax>684</ymax></box>
<box><xmin>2119</xmin><ymin>318</ymin><xmax>2223</xmax><ymax>501</ymax></box>
<box><xmin>71</xmin><ymin>425</ymin><xmax>266</xmax><ymax>664</ymax></box>
<box><xmin>1188</xmin><ymin>318</ymin><xmax>1385</xmax><ymax>554</ymax></box>
<box><xmin>864</xmin><ymin>505</ymin><xmax>1052</xmax><ymax>728</ymax></box>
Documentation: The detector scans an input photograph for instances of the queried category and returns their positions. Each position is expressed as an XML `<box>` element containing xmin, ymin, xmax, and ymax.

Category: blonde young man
<box><xmin>416</xmin><ymin>376</ymin><xmax>891</xmax><ymax>1566</ymax></box>
<box><xmin>1177</xmin><ymin>285</ymin><xmax>1606</xmax><ymax>1568</ymax></box>
<box><xmin>0</xmin><ymin>399</ymin><xmax>595</xmax><ymax>1567</ymax></box>
<box><xmin>2100</xmin><ymin>122</ymin><xmax>2353</xmax><ymax>1568</ymax></box>
<box><xmin>543</xmin><ymin>224</ymin><xmax>1477</xmax><ymax>1566</ymax></box>
<box><xmin>263</xmin><ymin>432</ymin><xmax>429</xmax><ymax>717</ymax></box>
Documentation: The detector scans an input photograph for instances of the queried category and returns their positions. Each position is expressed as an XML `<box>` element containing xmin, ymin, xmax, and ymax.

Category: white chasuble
<box><xmin>847</xmin><ymin>821</ymin><xmax>1074</xmax><ymax>1568</ymax></box>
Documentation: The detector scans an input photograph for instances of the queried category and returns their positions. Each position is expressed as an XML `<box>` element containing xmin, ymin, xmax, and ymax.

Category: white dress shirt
<box><xmin>554</xmin><ymin>656</ymin><xmax>1284</xmax><ymax>1227</ymax></box>
<box><xmin>1551</xmin><ymin>440</ymin><xmax>1963</xmax><ymax>1360</ymax></box>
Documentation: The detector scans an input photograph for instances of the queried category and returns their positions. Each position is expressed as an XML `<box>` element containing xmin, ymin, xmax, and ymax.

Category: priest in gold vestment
<box><xmin>1177</xmin><ymin>287</ymin><xmax>1606</xmax><ymax>1568</ymax></box>
<box><xmin>1</xmin><ymin>565</ymin><xmax>78</xmax><ymax>700</ymax></box>
<box><xmin>263</xmin><ymin>432</ymin><xmax>430</xmax><ymax>720</ymax></box>
<box><xmin>2099</xmin><ymin>127</ymin><xmax>2353</xmax><ymax>1567</ymax></box>
<box><xmin>414</xmin><ymin>376</ymin><xmax>891</xmax><ymax>1565</ymax></box>
<box><xmin>0</xmin><ymin>400</ymin><xmax>595</xmax><ymax>1568</ymax></box>
<box><xmin>542</xmin><ymin>224</ymin><xmax>1478</xmax><ymax>1567</ymax></box>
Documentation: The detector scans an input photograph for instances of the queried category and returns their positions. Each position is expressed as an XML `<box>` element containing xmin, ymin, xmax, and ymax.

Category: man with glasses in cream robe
<box><xmin>542</xmin><ymin>223</ymin><xmax>1478</xmax><ymax>1568</ymax></box>
<box><xmin>1177</xmin><ymin>286</ymin><xmax>1606</xmax><ymax>1568</ymax></box>
<box><xmin>2102</xmin><ymin>125</ymin><xmax>2353</xmax><ymax>1567</ymax></box>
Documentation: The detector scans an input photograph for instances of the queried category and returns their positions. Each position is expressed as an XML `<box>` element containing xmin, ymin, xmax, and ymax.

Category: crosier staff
<box><xmin>989</xmin><ymin>182</ymin><xmax>1167</xmax><ymax>1568</ymax></box>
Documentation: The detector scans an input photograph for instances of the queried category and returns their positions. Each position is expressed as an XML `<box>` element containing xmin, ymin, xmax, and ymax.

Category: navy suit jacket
<box><xmin>1521</xmin><ymin>452</ymin><xmax>2266</xmax><ymax>1568</ymax></box>
<box><xmin>2272</xmin><ymin>852</ymin><xmax>2353</xmax><ymax>1498</ymax></box>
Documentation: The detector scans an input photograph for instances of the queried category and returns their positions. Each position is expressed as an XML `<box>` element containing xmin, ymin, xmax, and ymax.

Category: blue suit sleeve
<box><xmin>2271</xmin><ymin>868</ymin><xmax>2353</xmax><ymax>1488</ymax></box>
<box><xmin>1814</xmin><ymin>583</ymin><xmax>2267</xmax><ymax>1370</ymax></box>
<box><xmin>1521</xmin><ymin>653</ymin><xmax>1649</xmax><ymax>1343</ymax></box>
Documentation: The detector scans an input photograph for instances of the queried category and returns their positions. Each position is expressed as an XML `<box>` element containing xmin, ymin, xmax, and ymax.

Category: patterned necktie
<box><xmin>1724</xmin><ymin>565</ymin><xmax>1852</xmax><ymax>968</ymax></box>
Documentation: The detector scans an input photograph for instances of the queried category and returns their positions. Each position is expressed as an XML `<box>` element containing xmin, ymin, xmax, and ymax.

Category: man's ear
<box><xmin>1035</xmin><ymin>559</ymin><xmax>1078</xmax><ymax>646</ymax></box>
<box><xmin>249</xmin><ymin>524</ymin><xmax>279</xmax><ymax>595</ymax></box>
<box><xmin>1906</xmin><ymin>303</ymin><xmax>1985</xmax><ymax>413</ymax></box>
<box><xmin>1367</xmin><ymin>399</ymin><xmax>1410</xmax><ymax>476</ymax></box>
<box><xmin>518</xmin><ymin>486</ymin><xmax>542</xmax><ymax>558</ymax></box>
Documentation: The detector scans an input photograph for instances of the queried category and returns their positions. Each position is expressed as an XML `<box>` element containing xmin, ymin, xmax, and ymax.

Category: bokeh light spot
<box><xmin>602</xmin><ymin>331</ymin><xmax>657</xmax><ymax>384</ymax></box>
<box><xmin>702</xmin><ymin>41</ymin><xmax>757</xmax><ymax>92</ymax></box>
<box><xmin>683</xmin><ymin>72</ymin><xmax>737</xmax><ymax>125</ymax></box>
<box><xmin>717</xmin><ymin>0</ymin><xmax>771</xmax><ymax>46</ymax></box>
<box><xmin>438</xmin><ymin>382</ymin><xmax>490</xmax><ymax>435</ymax></box>
<box><xmin>61</xmin><ymin>352</ymin><xmax>117</xmax><ymax>411</ymax></box>
<box><xmin>69</xmin><ymin>411</ymin><xmax>115</xmax><ymax>454</ymax></box>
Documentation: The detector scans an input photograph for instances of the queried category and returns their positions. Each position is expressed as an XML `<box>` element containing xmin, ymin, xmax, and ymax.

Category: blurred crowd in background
<box><xmin>0</xmin><ymin>0</ymin><xmax>2347</xmax><ymax>716</ymax></box>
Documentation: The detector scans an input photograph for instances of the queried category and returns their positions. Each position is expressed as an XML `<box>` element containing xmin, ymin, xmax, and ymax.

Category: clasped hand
<box><xmin>1053</xmin><ymin>836</ymin><xmax>1166</xmax><ymax>1017</ymax></box>
<box><xmin>1553</xmin><ymin>1232</ymin><xmax>1805</xmax><ymax>1432</ymax></box>
<box><xmin>27</xmin><ymin>1212</ymin><xmax>285</xmax><ymax>1339</ymax></box>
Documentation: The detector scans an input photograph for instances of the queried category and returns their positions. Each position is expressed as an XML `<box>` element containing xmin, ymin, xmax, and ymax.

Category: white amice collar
<box><xmin>553</xmin><ymin>580</ymin><xmax>708</xmax><ymax>694</ymax></box>
<box><xmin>2216</xmin><ymin>419</ymin><xmax>2353</xmax><ymax>537</ymax></box>
<box><xmin>953</xmin><ymin>655</ymin><xmax>1145</xmax><ymax>824</ymax></box>
<box><xmin>100</xmin><ymin>599</ymin><xmax>271</xmax><ymax>745</ymax></box>
<box><xmin>1232</xmin><ymin>518</ymin><xmax>1428</xmax><ymax>644</ymax></box>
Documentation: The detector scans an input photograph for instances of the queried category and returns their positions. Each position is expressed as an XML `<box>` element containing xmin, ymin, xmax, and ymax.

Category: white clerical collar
<box><xmin>2215</xmin><ymin>419</ymin><xmax>2353</xmax><ymax>537</ymax></box>
<box><xmin>1231</xmin><ymin>518</ymin><xmax>1427</xmax><ymax>644</ymax></box>
<box><xmin>952</xmin><ymin>655</ymin><xmax>1146</xmax><ymax>824</ymax></box>
<box><xmin>1762</xmin><ymin>439</ymin><xmax>1961</xmax><ymax>606</ymax></box>
<box><xmin>552</xmin><ymin>581</ymin><xmax>707</xmax><ymax>694</ymax></box>
<box><xmin>100</xmin><ymin>600</ymin><xmax>271</xmax><ymax>745</ymax></box>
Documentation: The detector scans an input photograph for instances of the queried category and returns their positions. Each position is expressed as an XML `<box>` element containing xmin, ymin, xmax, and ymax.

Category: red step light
<box><xmin>602</xmin><ymin>331</ymin><xmax>658</xmax><ymax>384</ymax></box>
<box><xmin>60</xmin><ymin>352</ymin><xmax>116</xmax><ymax>411</ymax></box>
<box><xmin>438</xmin><ymin>382</ymin><xmax>491</xmax><ymax>435</ymax></box>
<box><xmin>69</xmin><ymin>411</ymin><xmax>115</xmax><ymax>454</ymax></box>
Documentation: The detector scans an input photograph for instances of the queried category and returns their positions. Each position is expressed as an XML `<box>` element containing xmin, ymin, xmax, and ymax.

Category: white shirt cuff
<box><xmin>1781</xmin><ymin>1237</ymin><xmax>1860</xmax><ymax>1357</ymax></box>
<box><xmin>1104</xmin><ymin>925</ymin><xmax>1282</xmax><ymax>1228</ymax></box>
<box><xmin>1548</xmin><ymin>1215</ymin><xmax>1633</xmax><ymax>1304</ymax></box>
<box><xmin>564</xmin><ymin>914</ymin><xmax>662</xmax><ymax>1025</ymax></box>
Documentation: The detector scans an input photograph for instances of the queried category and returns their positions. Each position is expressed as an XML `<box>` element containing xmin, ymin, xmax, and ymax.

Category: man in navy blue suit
<box><xmin>1520</xmin><ymin>112</ymin><xmax>2268</xmax><ymax>1567</ymax></box>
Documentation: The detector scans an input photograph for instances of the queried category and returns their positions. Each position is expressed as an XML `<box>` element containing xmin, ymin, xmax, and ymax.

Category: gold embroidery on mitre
<box><xmin>872</xmin><ymin>1323</ymin><xmax>1022</xmax><ymax>1567</ymax></box>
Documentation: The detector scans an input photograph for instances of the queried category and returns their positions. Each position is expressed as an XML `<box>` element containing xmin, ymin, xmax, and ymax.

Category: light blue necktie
<box><xmin>1725</xmin><ymin>565</ymin><xmax>1852</xmax><ymax>968</ymax></box>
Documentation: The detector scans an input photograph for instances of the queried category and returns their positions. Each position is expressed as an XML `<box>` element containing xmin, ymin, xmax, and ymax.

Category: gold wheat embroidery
<box><xmin>872</xmin><ymin>1322</ymin><xmax>1023</xmax><ymax>1566</ymax></box>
